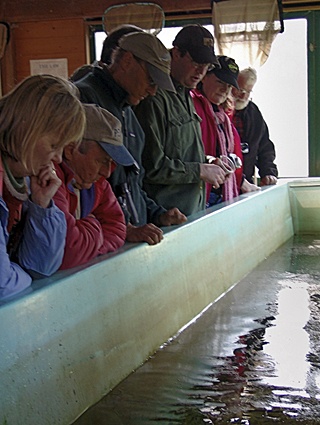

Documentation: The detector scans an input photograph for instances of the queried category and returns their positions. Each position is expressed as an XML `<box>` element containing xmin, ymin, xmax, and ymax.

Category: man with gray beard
<box><xmin>231</xmin><ymin>67</ymin><xmax>278</xmax><ymax>186</ymax></box>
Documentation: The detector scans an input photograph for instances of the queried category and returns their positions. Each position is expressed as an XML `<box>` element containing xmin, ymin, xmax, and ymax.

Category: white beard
<box><xmin>234</xmin><ymin>98</ymin><xmax>250</xmax><ymax>111</ymax></box>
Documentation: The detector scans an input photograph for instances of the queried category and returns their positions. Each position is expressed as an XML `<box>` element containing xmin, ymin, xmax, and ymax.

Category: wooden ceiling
<box><xmin>0</xmin><ymin>0</ymin><xmax>319</xmax><ymax>23</ymax></box>
<box><xmin>283</xmin><ymin>0</ymin><xmax>320</xmax><ymax>10</ymax></box>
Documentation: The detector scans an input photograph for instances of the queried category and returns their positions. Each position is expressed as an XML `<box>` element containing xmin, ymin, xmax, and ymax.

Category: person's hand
<box><xmin>29</xmin><ymin>162</ymin><xmax>62</xmax><ymax>208</ymax></box>
<box><xmin>214</xmin><ymin>157</ymin><xmax>235</xmax><ymax>176</ymax></box>
<box><xmin>126</xmin><ymin>223</ymin><xmax>163</xmax><ymax>245</ymax></box>
<box><xmin>241</xmin><ymin>178</ymin><xmax>261</xmax><ymax>193</ymax></box>
<box><xmin>158</xmin><ymin>208</ymin><xmax>187</xmax><ymax>226</ymax></box>
<box><xmin>200</xmin><ymin>163</ymin><xmax>227</xmax><ymax>189</ymax></box>
<box><xmin>260</xmin><ymin>175</ymin><xmax>277</xmax><ymax>186</ymax></box>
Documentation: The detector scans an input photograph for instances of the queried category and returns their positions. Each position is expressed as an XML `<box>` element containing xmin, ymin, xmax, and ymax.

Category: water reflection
<box><xmin>74</xmin><ymin>236</ymin><xmax>320</xmax><ymax>424</ymax></box>
<box><xmin>263</xmin><ymin>279</ymin><xmax>310</xmax><ymax>389</ymax></box>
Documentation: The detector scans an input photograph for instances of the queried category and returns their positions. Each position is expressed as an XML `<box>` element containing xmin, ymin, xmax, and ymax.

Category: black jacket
<box><xmin>233</xmin><ymin>101</ymin><xmax>278</xmax><ymax>183</ymax></box>
<box><xmin>75</xmin><ymin>66</ymin><xmax>166</xmax><ymax>225</ymax></box>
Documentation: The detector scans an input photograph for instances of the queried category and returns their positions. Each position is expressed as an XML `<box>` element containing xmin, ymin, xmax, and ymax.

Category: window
<box><xmin>94</xmin><ymin>17</ymin><xmax>308</xmax><ymax>179</ymax></box>
<box><xmin>252</xmin><ymin>18</ymin><xmax>308</xmax><ymax>178</ymax></box>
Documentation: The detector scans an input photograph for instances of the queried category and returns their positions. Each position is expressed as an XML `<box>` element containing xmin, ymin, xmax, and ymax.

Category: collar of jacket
<box><xmin>93</xmin><ymin>66</ymin><xmax>130</xmax><ymax>109</ymax></box>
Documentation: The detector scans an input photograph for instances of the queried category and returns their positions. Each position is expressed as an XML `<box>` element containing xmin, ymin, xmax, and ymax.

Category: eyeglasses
<box><xmin>134</xmin><ymin>56</ymin><xmax>157</xmax><ymax>88</ymax></box>
<box><xmin>185</xmin><ymin>51</ymin><xmax>214</xmax><ymax>72</ymax></box>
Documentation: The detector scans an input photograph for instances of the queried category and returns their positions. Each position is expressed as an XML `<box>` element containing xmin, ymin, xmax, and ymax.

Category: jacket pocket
<box><xmin>168</xmin><ymin>112</ymin><xmax>197</xmax><ymax>150</ymax></box>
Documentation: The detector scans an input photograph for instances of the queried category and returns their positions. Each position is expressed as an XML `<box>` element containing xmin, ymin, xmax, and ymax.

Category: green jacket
<box><xmin>134</xmin><ymin>82</ymin><xmax>206</xmax><ymax>216</ymax></box>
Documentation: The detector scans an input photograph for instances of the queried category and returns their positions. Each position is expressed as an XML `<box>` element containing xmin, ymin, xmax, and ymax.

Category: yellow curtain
<box><xmin>212</xmin><ymin>0</ymin><xmax>284</xmax><ymax>67</ymax></box>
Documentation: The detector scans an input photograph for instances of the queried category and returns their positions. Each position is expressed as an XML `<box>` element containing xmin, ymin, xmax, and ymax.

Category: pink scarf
<box><xmin>191</xmin><ymin>89</ymin><xmax>239</xmax><ymax>202</ymax></box>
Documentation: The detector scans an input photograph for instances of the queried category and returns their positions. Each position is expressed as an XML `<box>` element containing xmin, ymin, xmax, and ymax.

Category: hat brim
<box><xmin>188</xmin><ymin>46</ymin><xmax>220</xmax><ymax>67</ymax></box>
<box><xmin>146</xmin><ymin>63</ymin><xmax>176</xmax><ymax>93</ymax></box>
<box><xmin>212</xmin><ymin>70</ymin><xmax>239</xmax><ymax>89</ymax></box>
<box><xmin>98</xmin><ymin>142</ymin><xmax>135</xmax><ymax>166</ymax></box>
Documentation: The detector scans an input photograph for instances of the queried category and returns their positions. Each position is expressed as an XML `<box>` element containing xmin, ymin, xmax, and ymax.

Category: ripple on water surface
<box><xmin>74</xmin><ymin>235</ymin><xmax>320</xmax><ymax>424</ymax></box>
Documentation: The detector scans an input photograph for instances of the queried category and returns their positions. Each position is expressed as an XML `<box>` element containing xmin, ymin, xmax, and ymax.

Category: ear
<box><xmin>121</xmin><ymin>50</ymin><xmax>135</xmax><ymax>70</ymax></box>
<box><xmin>172</xmin><ymin>46</ymin><xmax>181</xmax><ymax>61</ymax></box>
<box><xmin>63</xmin><ymin>141</ymin><xmax>78</xmax><ymax>161</ymax></box>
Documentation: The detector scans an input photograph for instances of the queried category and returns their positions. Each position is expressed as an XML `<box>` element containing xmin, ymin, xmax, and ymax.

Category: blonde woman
<box><xmin>0</xmin><ymin>74</ymin><xmax>85</xmax><ymax>300</ymax></box>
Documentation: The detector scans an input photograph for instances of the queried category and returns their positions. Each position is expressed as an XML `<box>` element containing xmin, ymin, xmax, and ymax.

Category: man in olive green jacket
<box><xmin>135</xmin><ymin>25</ymin><xmax>227</xmax><ymax>216</ymax></box>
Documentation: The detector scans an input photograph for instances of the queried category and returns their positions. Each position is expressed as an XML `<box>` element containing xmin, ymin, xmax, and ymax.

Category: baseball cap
<box><xmin>210</xmin><ymin>56</ymin><xmax>239</xmax><ymax>89</ymax></box>
<box><xmin>119</xmin><ymin>32</ymin><xmax>176</xmax><ymax>92</ymax></box>
<box><xmin>173</xmin><ymin>24</ymin><xmax>219</xmax><ymax>67</ymax></box>
<box><xmin>83</xmin><ymin>104</ymin><xmax>135</xmax><ymax>167</ymax></box>
<box><xmin>101</xmin><ymin>24</ymin><xmax>144</xmax><ymax>64</ymax></box>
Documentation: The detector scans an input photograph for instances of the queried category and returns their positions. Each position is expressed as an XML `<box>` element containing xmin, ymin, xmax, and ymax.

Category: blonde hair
<box><xmin>0</xmin><ymin>74</ymin><xmax>85</xmax><ymax>171</ymax></box>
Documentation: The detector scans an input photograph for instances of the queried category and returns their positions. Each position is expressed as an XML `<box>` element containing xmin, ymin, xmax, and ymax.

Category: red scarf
<box><xmin>191</xmin><ymin>89</ymin><xmax>239</xmax><ymax>202</ymax></box>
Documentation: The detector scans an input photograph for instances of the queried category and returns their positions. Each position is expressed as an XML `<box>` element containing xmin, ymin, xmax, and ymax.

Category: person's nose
<box><xmin>147</xmin><ymin>84</ymin><xmax>158</xmax><ymax>96</ymax></box>
<box><xmin>238</xmin><ymin>90</ymin><xmax>247</xmax><ymax>99</ymax></box>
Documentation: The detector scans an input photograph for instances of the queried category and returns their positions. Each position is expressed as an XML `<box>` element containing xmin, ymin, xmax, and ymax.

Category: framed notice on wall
<box><xmin>30</xmin><ymin>58</ymin><xmax>68</xmax><ymax>79</ymax></box>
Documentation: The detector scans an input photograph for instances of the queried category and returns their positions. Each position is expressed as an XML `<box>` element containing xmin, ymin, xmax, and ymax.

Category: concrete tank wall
<box><xmin>2</xmin><ymin>179</ymin><xmax>314</xmax><ymax>425</ymax></box>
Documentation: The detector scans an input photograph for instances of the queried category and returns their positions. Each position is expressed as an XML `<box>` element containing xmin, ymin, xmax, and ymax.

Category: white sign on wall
<box><xmin>30</xmin><ymin>58</ymin><xmax>68</xmax><ymax>79</ymax></box>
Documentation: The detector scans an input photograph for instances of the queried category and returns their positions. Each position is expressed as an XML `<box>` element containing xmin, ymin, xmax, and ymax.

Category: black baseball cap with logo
<box><xmin>210</xmin><ymin>55</ymin><xmax>239</xmax><ymax>89</ymax></box>
<box><xmin>173</xmin><ymin>24</ymin><xmax>220</xmax><ymax>67</ymax></box>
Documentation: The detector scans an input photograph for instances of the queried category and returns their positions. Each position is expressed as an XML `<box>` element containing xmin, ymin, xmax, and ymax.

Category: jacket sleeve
<box><xmin>247</xmin><ymin>103</ymin><xmax>278</xmax><ymax>179</ymax></box>
<box><xmin>17</xmin><ymin>198</ymin><xmax>67</xmax><ymax>277</ymax></box>
<box><xmin>90</xmin><ymin>179</ymin><xmax>126</xmax><ymax>254</ymax></box>
<box><xmin>134</xmin><ymin>95</ymin><xmax>201</xmax><ymax>185</ymax></box>
<box><xmin>0</xmin><ymin>206</ymin><xmax>32</xmax><ymax>300</ymax></box>
<box><xmin>53</xmin><ymin>177</ymin><xmax>125</xmax><ymax>270</ymax></box>
<box><xmin>126</xmin><ymin>165</ymin><xmax>167</xmax><ymax>226</ymax></box>
<box><xmin>144</xmin><ymin>190</ymin><xmax>167</xmax><ymax>225</ymax></box>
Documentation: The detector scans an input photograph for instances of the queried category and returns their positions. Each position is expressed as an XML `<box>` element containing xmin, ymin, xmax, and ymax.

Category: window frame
<box><xmin>88</xmin><ymin>9</ymin><xmax>319</xmax><ymax>177</ymax></box>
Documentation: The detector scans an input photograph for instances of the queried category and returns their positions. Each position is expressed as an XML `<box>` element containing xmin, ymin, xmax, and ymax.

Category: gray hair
<box><xmin>239</xmin><ymin>67</ymin><xmax>257</xmax><ymax>84</ymax></box>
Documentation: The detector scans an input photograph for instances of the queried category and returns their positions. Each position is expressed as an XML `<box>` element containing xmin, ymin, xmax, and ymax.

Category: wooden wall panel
<box><xmin>0</xmin><ymin>0</ymin><xmax>317</xmax><ymax>23</ymax></box>
<box><xmin>3</xmin><ymin>18</ymin><xmax>87</xmax><ymax>93</ymax></box>
<box><xmin>0</xmin><ymin>0</ymin><xmax>319</xmax><ymax>93</ymax></box>
<box><xmin>1</xmin><ymin>0</ymin><xmax>211</xmax><ymax>22</ymax></box>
